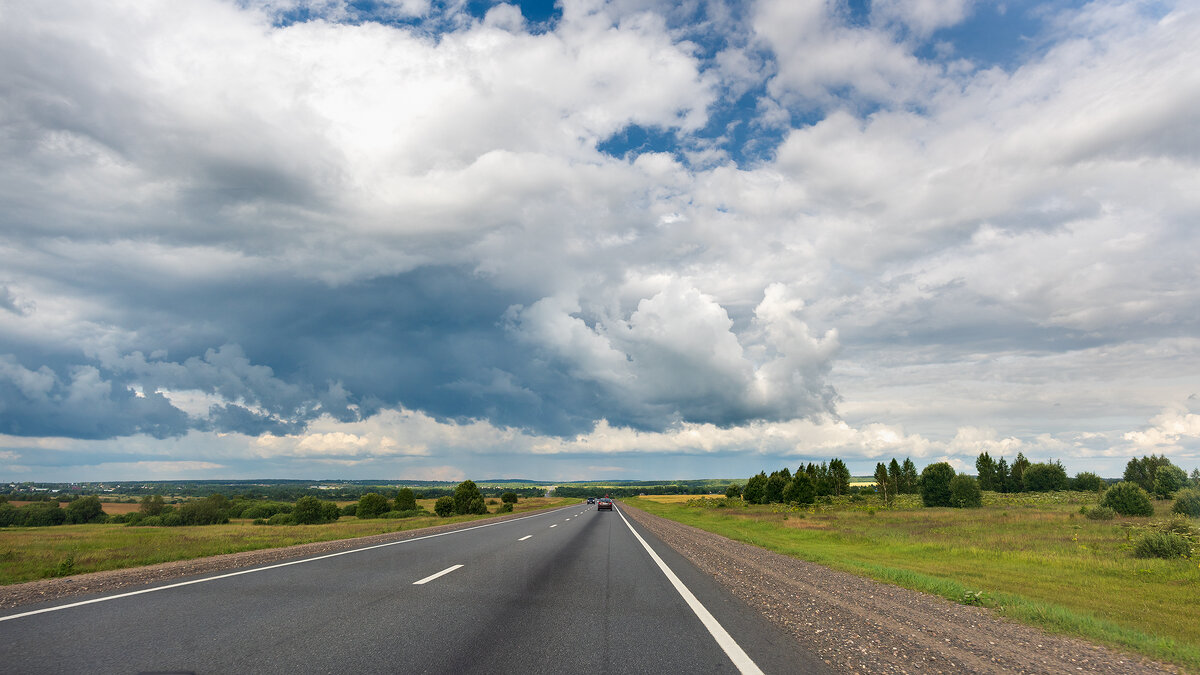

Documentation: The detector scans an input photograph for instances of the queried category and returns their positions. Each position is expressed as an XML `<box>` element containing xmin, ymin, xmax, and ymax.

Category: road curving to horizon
<box><xmin>0</xmin><ymin>502</ymin><xmax>826</xmax><ymax>674</ymax></box>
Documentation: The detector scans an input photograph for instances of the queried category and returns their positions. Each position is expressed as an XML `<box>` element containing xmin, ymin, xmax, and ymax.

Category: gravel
<box><xmin>619</xmin><ymin>502</ymin><xmax>1181</xmax><ymax>675</ymax></box>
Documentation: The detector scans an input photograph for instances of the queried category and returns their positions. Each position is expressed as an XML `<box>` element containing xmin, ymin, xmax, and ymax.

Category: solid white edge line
<box><xmin>0</xmin><ymin>504</ymin><xmax>577</xmax><ymax>623</ymax></box>
<box><xmin>615</xmin><ymin>505</ymin><xmax>765</xmax><ymax>675</ymax></box>
<box><xmin>518</xmin><ymin>535</ymin><xmax>532</xmax><ymax>541</ymax></box>
<box><xmin>412</xmin><ymin>564</ymin><xmax>463</xmax><ymax>585</ymax></box>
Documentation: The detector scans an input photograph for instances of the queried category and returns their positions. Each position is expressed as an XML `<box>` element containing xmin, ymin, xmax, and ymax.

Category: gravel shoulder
<box><xmin>620</xmin><ymin>502</ymin><xmax>1181</xmax><ymax>675</ymax></box>
<box><xmin>0</xmin><ymin>508</ymin><xmax>554</xmax><ymax>610</ymax></box>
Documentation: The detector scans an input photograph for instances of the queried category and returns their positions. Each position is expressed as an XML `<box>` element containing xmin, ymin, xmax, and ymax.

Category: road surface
<box><xmin>0</xmin><ymin>502</ymin><xmax>826</xmax><ymax>674</ymax></box>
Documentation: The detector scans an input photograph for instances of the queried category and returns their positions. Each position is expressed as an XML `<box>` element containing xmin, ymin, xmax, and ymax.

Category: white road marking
<box><xmin>550</xmin><ymin>524</ymin><xmax>557</xmax><ymax>528</ymax></box>
<box><xmin>518</xmin><ymin>535</ymin><xmax>532</xmax><ymax>541</ymax></box>
<box><xmin>0</xmin><ymin>504</ymin><xmax>578</xmax><ymax>623</ymax></box>
<box><xmin>615</xmin><ymin>505</ymin><xmax>765</xmax><ymax>675</ymax></box>
<box><xmin>413</xmin><ymin>564</ymin><xmax>463</xmax><ymax>585</ymax></box>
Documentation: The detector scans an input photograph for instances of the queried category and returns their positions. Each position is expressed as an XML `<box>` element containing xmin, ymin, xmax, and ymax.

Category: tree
<box><xmin>743</xmin><ymin>472</ymin><xmax>768</xmax><ymax>504</ymax></box>
<box><xmin>1010</xmin><ymin>453</ymin><xmax>1030</xmax><ymax>492</ymax></box>
<box><xmin>357</xmin><ymin>493</ymin><xmax>389</xmax><ymax>519</ymax></box>
<box><xmin>814</xmin><ymin>462</ymin><xmax>832</xmax><ymax>496</ymax></box>
<box><xmin>783</xmin><ymin>473</ymin><xmax>816</xmax><ymax>505</ymax></box>
<box><xmin>139</xmin><ymin>494</ymin><xmax>165</xmax><ymax>516</ymax></box>
<box><xmin>995</xmin><ymin>457</ymin><xmax>1011</xmax><ymax>493</ymax></box>
<box><xmin>765</xmin><ymin>471</ymin><xmax>788</xmax><ymax>503</ymax></box>
<box><xmin>975</xmin><ymin>453</ymin><xmax>999</xmax><ymax>491</ymax></box>
<box><xmin>949</xmin><ymin>475</ymin><xmax>983</xmax><ymax>508</ymax></box>
<box><xmin>64</xmin><ymin>496</ymin><xmax>105</xmax><ymax>524</ymax></box>
<box><xmin>1100</xmin><ymin>481</ymin><xmax>1154</xmax><ymax>516</ymax></box>
<box><xmin>900</xmin><ymin>458</ymin><xmax>919</xmax><ymax>494</ymax></box>
<box><xmin>1191</xmin><ymin>468</ymin><xmax>1200</xmax><ymax>487</ymax></box>
<box><xmin>920</xmin><ymin>462</ymin><xmax>956</xmax><ymax>507</ymax></box>
<box><xmin>887</xmin><ymin>458</ymin><xmax>902</xmax><ymax>495</ymax></box>
<box><xmin>395</xmin><ymin>487</ymin><xmax>418</xmax><ymax>511</ymax></box>
<box><xmin>1022</xmin><ymin>462</ymin><xmax>1069</xmax><ymax>492</ymax></box>
<box><xmin>433</xmin><ymin>496</ymin><xmax>455</xmax><ymax>517</ymax></box>
<box><xmin>1124</xmin><ymin>455</ymin><xmax>1173</xmax><ymax>493</ymax></box>
<box><xmin>500</xmin><ymin>491</ymin><xmax>519</xmax><ymax>505</ymax></box>
<box><xmin>828</xmin><ymin>458</ymin><xmax>851</xmax><ymax>496</ymax></box>
<box><xmin>1172</xmin><ymin>488</ymin><xmax>1200</xmax><ymax>517</ymax></box>
<box><xmin>1153</xmin><ymin>464</ymin><xmax>1188</xmax><ymax>498</ymax></box>
<box><xmin>725</xmin><ymin>483</ymin><xmax>743</xmax><ymax>500</ymax></box>
<box><xmin>1072</xmin><ymin>472</ymin><xmax>1104</xmax><ymax>492</ymax></box>
<box><xmin>453</xmin><ymin>480</ymin><xmax>487</xmax><ymax>515</ymax></box>
<box><xmin>293</xmin><ymin>496</ymin><xmax>339</xmax><ymax>524</ymax></box>
<box><xmin>874</xmin><ymin>463</ymin><xmax>890</xmax><ymax>504</ymax></box>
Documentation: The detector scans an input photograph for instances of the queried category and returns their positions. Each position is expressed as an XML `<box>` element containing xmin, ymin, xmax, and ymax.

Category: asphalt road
<box><xmin>0</xmin><ymin>502</ymin><xmax>827</xmax><ymax>674</ymax></box>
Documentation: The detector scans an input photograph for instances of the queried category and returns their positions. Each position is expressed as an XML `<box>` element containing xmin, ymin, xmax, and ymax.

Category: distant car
<box><xmin>597</xmin><ymin>497</ymin><xmax>613</xmax><ymax>511</ymax></box>
<box><xmin>587</xmin><ymin>497</ymin><xmax>596</xmax><ymax>504</ymax></box>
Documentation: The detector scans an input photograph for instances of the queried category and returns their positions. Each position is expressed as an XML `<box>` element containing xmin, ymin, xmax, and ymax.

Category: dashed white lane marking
<box><xmin>413</xmin><ymin>564</ymin><xmax>464</xmax><ymax>585</ymax></box>
<box><xmin>550</xmin><ymin>524</ymin><xmax>558</xmax><ymax>528</ymax></box>
<box><xmin>615</xmin><ymin>505</ymin><xmax>764</xmax><ymax>675</ymax></box>
<box><xmin>518</xmin><ymin>535</ymin><xmax>532</xmax><ymax>541</ymax></box>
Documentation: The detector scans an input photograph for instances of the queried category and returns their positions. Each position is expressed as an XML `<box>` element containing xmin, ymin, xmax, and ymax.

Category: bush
<box><xmin>380</xmin><ymin>510</ymin><xmax>405</xmax><ymax>519</ymax></box>
<box><xmin>453</xmin><ymin>481</ymin><xmax>487</xmax><ymax>515</ymax></box>
<box><xmin>395</xmin><ymin>488</ymin><xmax>418</xmax><ymax>511</ymax></box>
<box><xmin>920</xmin><ymin>463</ymin><xmax>956</xmax><ymax>507</ymax></box>
<box><xmin>267</xmin><ymin>513</ymin><xmax>295</xmax><ymax>525</ymax></box>
<box><xmin>1084</xmin><ymin>506</ymin><xmax>1116</xmax><ymax>520</ymax></box>
<box><xmin>1135</xmin><ymin>531</ymin><xmax>1191</xmax><ymax>559</ymax></box>
<box><xmin>341</xmin><ymin>503</ymin><xmax>358</xmax><ymax>517</ymax></box>
<box><xmin>252</xmin><ymin>518</ymin><xmax>268</xmax><ymax>525</ymax></box>
<box><xmin>292</xmin><ymin>496</ymin><xmax>340</xmax><ymax>524</ymax></box>
<box><xmin>948</xmin><ymin>475</ymin><xmax>982</xmax><ymax>508</ymax></box>
<box><xmin>1154</xmin><ymin>465</ymin><xmax>1189</xmax><ymax>498</ymax></box>
<box><xmin>139</xmin><ymin>494</ymin><xmax>165</xmax><ymax>516</ymax></box>
<box><xmin>1100</xmin><ymin>481</ymin><xmax>1155</xmax><ymax>516</ymax></box>
<box><xmin>18</xmin><ymin>503</ymin><xmax>66</xmax><ymax>527</ymax></box>
<box><xmin>161</xmin><ymin>512</ymin><xmax>184</xmax><ymax>527</ymax></box>
<box><xmin>1022</xmin><ymin>463</ymin><xmax>1069</xmax><ymax>492</ymax></box>
<box><xmin>1172</xmin><ymin>488</ymin><xmax>1200</xmax><ymax>517</ymax></box>
<box><xmin>500</xmin><ymin>492</ymin><xmax>519</xmax><ymax>504</ymax></box>
<box><xmin>433</xmin><ymin>496</ymin><xmax>455</xmax><ymax>517</ymax></box>
<box><xmin>133</xmin><ymin>515</ymin><xmax>163</xmax><ymax>527</ymax></box>
<box><xmin>107</xmin><ymin>512</ymin><xmax>136</xmax><ymax>524</ymax></box>
<box><xmin>1072</xmin><ymin>472</ymin><xmax>1105</xmax><ymax>492</ymax></box>
<box><xmin>176</xmin><ymin>498</ymin><xmax>228</xmax><ymax>526</ymax></box>
<box><xmin>724</xmin><ymin>484</ymin><xmax>742</xmax><ymax>499</ymax></box>
<box><xmin>357</xmin><ymin>493</ymin><xmax>390</xmax><ymax>519</ymax></box>
<box><xmin>64</xmin><ymin>496</ymin><xmax>106</xmax><ymax>524</ymax></box>
<box><xmin>497</xmin><ymin>502</ymin><xmax>513</xmax><ymax>513</ymax></box>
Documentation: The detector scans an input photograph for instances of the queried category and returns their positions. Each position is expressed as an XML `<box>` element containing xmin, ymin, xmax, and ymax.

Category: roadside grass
<box><xmin>628</xmin><ymin>493</ymin><xmax>1200</xmax><ymax>672</ymax></box>
<box><xmin>0</xmin><ymin>497</ymin><xmax>573</xmax><ymax>585</ymax></box>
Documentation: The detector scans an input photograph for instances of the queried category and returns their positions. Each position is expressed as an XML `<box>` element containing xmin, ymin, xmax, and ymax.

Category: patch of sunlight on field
<box><xmin>636</xmin><ymin>494</ymin><xmax>723</xmax><ymax>504</ymax></box>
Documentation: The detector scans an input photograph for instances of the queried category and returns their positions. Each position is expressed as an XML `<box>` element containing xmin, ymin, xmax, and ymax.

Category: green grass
<box><xmin>0</xmin><ymin>497</ymin><xmax>574</xmax><ymax>585</ymax></box>
<box><xmin>629</xmin><ymin>493</ymin><xmax>1200</xmax><ymax>672</ymax></box>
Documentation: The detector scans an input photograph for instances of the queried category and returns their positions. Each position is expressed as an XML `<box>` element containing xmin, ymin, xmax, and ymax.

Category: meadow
<box><xmin>629</xmin><ymin>492</ymin><xmax>1200</xmax><ymax>671</ymax></box>
<box><xmin>0</xmin><ymin>497</ymin><xmax>572</xmax><ymax>585</ymax></box>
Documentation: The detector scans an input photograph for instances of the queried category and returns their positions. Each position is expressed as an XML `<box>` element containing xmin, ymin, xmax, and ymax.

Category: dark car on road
<box><xmin>597</xmin><ymin>497</ymin><xmax>613</xmax><ymax>511</ymax></box>
<box><xmin>587</xmin><ymin>497</ymin><xmax>595</xmax><ymax>504</ymax></box>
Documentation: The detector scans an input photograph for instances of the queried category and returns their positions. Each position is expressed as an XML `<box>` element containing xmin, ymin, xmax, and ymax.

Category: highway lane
<box><xmin>1</xmin><ymin>502</ymin><xmax>827</xmax><ymax>674</ymax></box>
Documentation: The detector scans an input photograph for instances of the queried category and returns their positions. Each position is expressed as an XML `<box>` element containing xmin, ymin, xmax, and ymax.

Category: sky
<box><xmin>1</xmin><ymin>0</ymin><xmax>1198</xmax><ymax>483</ymax></box>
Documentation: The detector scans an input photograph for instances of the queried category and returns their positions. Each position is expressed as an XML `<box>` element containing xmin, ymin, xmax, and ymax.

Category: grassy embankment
<box><xmin>0</xmin><ymin>497</ymin><xmax>573</xmax><ymax>586</ymax></box>
<box><xmin>629</xmin><ymin>492</ymin><xmax>1200</xmax><ymax>672</ymax></box>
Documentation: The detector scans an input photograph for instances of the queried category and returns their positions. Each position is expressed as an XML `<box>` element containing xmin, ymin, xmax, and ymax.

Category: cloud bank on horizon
<box><xmin>1</xmin><ymin>0</ymin><xmax>1198</xmax><ymax>481</ymax></box>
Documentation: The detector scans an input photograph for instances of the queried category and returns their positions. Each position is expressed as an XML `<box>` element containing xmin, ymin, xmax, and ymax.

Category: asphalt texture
<box><xmin>0</xmin><ymin>503</ymin><xmax>828</xmax><ymax>674</ymax></box>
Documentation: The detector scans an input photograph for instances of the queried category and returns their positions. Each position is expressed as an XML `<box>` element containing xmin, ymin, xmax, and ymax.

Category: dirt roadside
<box><xmin>619</xmin><ymin>502</ymin><xmax>1179</xmax><ymax>674</ymax></box>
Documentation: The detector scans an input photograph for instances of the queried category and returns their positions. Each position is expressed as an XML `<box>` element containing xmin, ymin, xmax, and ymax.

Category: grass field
<box><xmin>0</xmin><ymin>497</ymin><xmax>572</xmax><ymax>586</ymax></box>
<box><xmin>629</xmin><ymin>493</ymin><xmax>1200</xmax><ymax>671</ymax></box>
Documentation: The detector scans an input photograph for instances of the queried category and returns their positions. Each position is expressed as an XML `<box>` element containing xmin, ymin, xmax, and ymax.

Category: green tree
<box><xmin>292</xmin><ymin>496</ymin><xmax>334</xmax><ymax>524</ymax></box>
<box><xmin>1172</xmin><ymin>488</ymin><xmax>1200</xmax><ymax>517</ymax></box>
<box><xmin>765</xmin><ymin>471</ymin><xmax>788</xmax><ymax>503</ymax></box>
<box><xmin>828</xmin><ymin>458</ymin><xmax>851</xmax><ymax>496</ymax></box>
<box><xmin>395</xmin><ymin>487</ymin><xmax>418</xmax><ymax>511</ymax></box>
<box><xmin>433</xmin><ymin>496</ymin><xmax>455</xmax><ymax>517</ymax></box>
<box><xmin>1010</xmin><ymin>453</ymin><xmax>1031</xmax><ymax>492</ymax></box>
<box><xmin>725</xmin><ymin>483</ymin><xmax>743</xmax><ymax>500</ymax></box>
<box><xmin>900</xmin><ymin>458</ymin><xmax>919</xmax><ymax>494</ymax></box>
<box><xmin>64</xmin><ymin>496</ymin><xmax>105</xmax><ymax>524</ymax></box>
<box><xmin>995</xmin><ymin>457</ymin><xmax>1011</xmax><ymax>493</ymax></box>
<box><xmin>1100</xmin><ymin>481</ymin><xmax>1154</xmax><ymax>516</ymax></box>
<box><xmin>500</xmin><ymin>491</ymin><xmax>519</xmax><ymax>505</ymax></box>
<box><xmin>1153</xmin><ymin>464</ymin><xmax>1188</xmax><ymax>498</ymax></box>
<box><xmin>453</xmin><ymin>480</ymin><xmax>487</xmax><ymax>515</ymax></box>
<box><xmin>139</xmin><ymin>494</ymin><xmax>165</xmax><ymax>516</ymax></box>
<box><xmin>1124</xmin><ymin>455</ymin><xmax>1173</xmax><ymax>493</ymax></box>
<box><xmin>975</xmin><ymin>453</ymin><xmax>999</xmax><ymax>491</ymax></box>
<box><xmin>743</xmin><ymin>472</ymin><xmax>768</xmax><ymax>504</ymax></box>
<box><xmin>783</xmin><ymin>473</ymin><xmax>816</xmax><ymax>505</ymax></box>
<box><xmin>919</xmin><ymin>462</ymin><xmax>956</xmax><ymax>507</ymax></box>
<box><xmin>948</xmin><ymin>475</ymin><xmax>983</xmax><ymax>508</ymax></box>
<box><xmin>1022</xmin><ymin>462</ymin><xmax>1069</xmax><ymax>492</ymax></box>
<box><xmin>357</xmin><ymin>493</ymin><xmax>389</xmax><ymax>519</ymax></box>
<box><xmin>873</xmin><ymin>463</ymin><xmax>892</xmax><ymax>506</ymax></box>
<box><xmin>1072</xmin><ymin>472</ymin><xmax>1104</xmax><ymax>492</ymax></box>
<box><xmin>887</xmin><ymin>458</ymin><xmax>902</xmax><ymax>495</ymax></box>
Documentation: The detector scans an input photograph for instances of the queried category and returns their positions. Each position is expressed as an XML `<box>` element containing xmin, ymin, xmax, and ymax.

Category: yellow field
<box><xmin>635</xmin><ymin>494</ymin><xmax>723</xmax><ymax>504</ymax></box>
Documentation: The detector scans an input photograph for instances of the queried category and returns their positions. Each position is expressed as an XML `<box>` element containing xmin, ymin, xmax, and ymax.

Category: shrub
<box><xmin>176</xmin><ymin>498</ymin><xmax>228</xmax><ymax>525</ymax></box>
<box><xmin>292</xmin><ymin>496</ymin><xmax>340</xmax><ymax>524</ymax></box>
<box><xmin>1154</xmin><ymin>465</ymin><xmax>1189</xmax><ymax>498</ymax></box>
<box><xmin>380</xmin><ymin>511</ymin><xmax>404</xmax><ymax>519</ymax></box>
<box><xmin>18</xmin><ymin>503</ymin><xmax>66</xmax><ymax>527</ymax></box>
<box><xmin>500</xmin><ymin>492</ymin><xmax>519</xmax><ymax>504</ymax></box>
<box><xmin>434</xmin><ymin>496</ymin><xmax>455</xmax><ymax>517</ymax></box>
<box><xmin>1072</xmin><ymin>472</ymin><xmax>1105</xmax><ymax>492</ymax></box>
<box><xmin>64</xmin><ymin>496</ymin><xmax>106</xmax><ymax>524</ymax></box>
<box><xmin>252</xmin><ymin>518</ymin><xmax>267</xmax><ymax>525</ymax></box>
<box><xmin>107</xmin><ymin>512</ymin><xmax>135</xmax><ymax>524</ymax></box>
<box><xmin>1172</xmin><ymin>488</ymin><xmax>1200</xmax><ymax>517</ymax></box>
<box><xmin>395</xmin><ymin>488</ymin><xmax>418</xmax><ymax>511</ymax></box>
<box><xmin>161</xmin><ymin>512</ymin><xmax>184</xmax><ymax>527</ymax></box>
<box><xmin>724</xmin><ymin>484</ymin><xmax>742</xmax><ymax>499</ymax></box>
<box><xmin>133</xmin><ymin>515</ymin><xmax>163</xmax><ymax>527</ymax></box>
<box><xmin>1135</xmin><ymin>531</ymin><xmax>1191</xmax><ymax>559</ymax></box>
<box><xmin>919</xmin><ymin>462</ymin><xmax>956</xmax><ymax>507</ymax></box>
<box><xmin>497</xmin><ymin>502</ymin><xmax>513</xmax><ymax>513</ymax></box>
<box><xmin>948</xmin><ymin>475</ymin><xmax>983</xmax><ymax>508</ymax></box>
<box><xmin>1100</xmin><ymin>481</ymin><xmax>1155</xmax><ymax>516</ymax></box>
<box><xmin>357</xmin><ymin>493</ymin><xmax>390</xmax><ymax>519</ymax></box>
<box><xmin>1084</xmin><ymin>506</ymin><xmax>1116</xmax><ymax>520</ymax></box>
<box><xmin>341</xmin><ymin>503</ymin><xmax>358</xmax><ymax>517</ymax></box>
<box><xmin>0</xmin><ymin>503</ymin><xmax>17</xmax><ymax>527</ymax></box>
<box><xmin>453</xmin><ymin>481</ymin><xmax>488</xmax><ymax>515</ymax></box>
<box><xmin>266</xmin><ymin>513</ymin><xmax>294</xmax><ymax>525</ymax></box>
<box><xmin>139</xmin><ymin>494</ymin><xmax>165</xmax><ymax>516</ymax></box>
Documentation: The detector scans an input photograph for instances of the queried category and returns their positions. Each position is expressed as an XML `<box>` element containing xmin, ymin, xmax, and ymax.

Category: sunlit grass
<box><xmin>0</xmin><ymin>497</ymin><xmax>573</xmax><ymax>585</ymax></box>
<box><xmin>628</xmin><ymin>494</ymin><xmax>1200</xmax><ymax>671</ymax></box>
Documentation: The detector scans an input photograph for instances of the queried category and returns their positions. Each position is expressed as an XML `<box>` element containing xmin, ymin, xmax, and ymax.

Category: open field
<box><xmin>629</xmin><ymin>493</ymin><xmax>1200</xmax><ymax>671</ymax></box>
<box><xmin>0</xmin><ymin>497</ymin><xmax>573</xmax><ymax>586</ymax></box>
